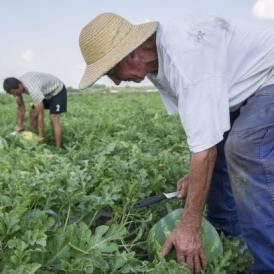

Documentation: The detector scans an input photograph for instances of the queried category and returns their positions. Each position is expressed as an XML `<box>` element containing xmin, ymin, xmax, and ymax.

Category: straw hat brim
<box><xmin>79</xmin><ymin>21</ymin><xmax>158</xmax><ymax>89</ymax></box>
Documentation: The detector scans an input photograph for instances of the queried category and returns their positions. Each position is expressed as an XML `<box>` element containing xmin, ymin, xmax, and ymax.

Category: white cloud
<box><xmin>253</xmin><ymin>0</ymin><xmax>274</xmax><ymax>19</ymax></box>
<box><xmin>21</xmin><ymin>48</ymin><xmax>35</xmax><ymax>62</ymax></box>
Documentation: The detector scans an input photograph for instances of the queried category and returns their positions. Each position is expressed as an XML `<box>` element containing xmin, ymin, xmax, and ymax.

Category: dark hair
<box><xmin>3</xmin><ymin>77</ymin><xmax>21</xmax><ymax>93</ymax></box>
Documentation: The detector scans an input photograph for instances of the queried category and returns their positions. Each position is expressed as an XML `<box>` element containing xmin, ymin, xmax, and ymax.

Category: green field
<box><xmin>0</xmin><ymin>89</ymin><xmax>252</xmax><ymax>273</ymax></box>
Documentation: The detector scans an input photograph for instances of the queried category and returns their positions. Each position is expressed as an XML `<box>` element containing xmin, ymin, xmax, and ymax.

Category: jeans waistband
<box><xmin>256</xmin><ymin>84</ymin><xmax>274</xmax><ymax>94</ymax></box>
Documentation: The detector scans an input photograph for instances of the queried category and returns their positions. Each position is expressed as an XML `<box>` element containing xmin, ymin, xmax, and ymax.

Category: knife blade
<box><xmin>133</xmin><ymin>191</ymin><xmax>180</xmax><ymax>208</ymax></box>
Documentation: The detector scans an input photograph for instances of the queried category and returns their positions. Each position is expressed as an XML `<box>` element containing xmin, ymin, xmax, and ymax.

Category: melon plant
<box><xmin>0</xmin><ymin>136</ymin><xmax>8</xmax><ymax>150</ymax></box>
<box><xmin>0</xmin><ymin>91</ymin><xmax>252</xmax><ymax>273</ymax></box>
<box><xmin>147</xmin><ymin>208</ymin><xmax>223</xmax><ymax>263</ymax></box>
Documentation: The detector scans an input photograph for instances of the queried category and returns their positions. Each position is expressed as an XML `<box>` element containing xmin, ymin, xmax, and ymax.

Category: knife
<box><xmin>133</xmin><ymin>191</ymin><xmax>180</xmax><ymax>208</ymax></box>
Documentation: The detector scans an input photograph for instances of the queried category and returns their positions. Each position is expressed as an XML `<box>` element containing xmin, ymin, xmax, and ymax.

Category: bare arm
<box><xmin>15</xmin><ymin>95</ymin><xmax>25</xmax><ymax>132</ymax></box>
<box><xmin>162</xmin><ymin>146</ymin><xmax>217</xmax><ymax>273</ymax></box>
<box><xmin>34</xmin><ymin>103</ymin><xmax>45</xmax><ymax>141</ymax></box>
<box><xmin>182</xmin><ymin>146</ymin><xmax>217</xmax><ymax>231</ymax></box>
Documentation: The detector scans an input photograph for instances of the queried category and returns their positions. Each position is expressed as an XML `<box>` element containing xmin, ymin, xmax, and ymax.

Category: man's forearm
<box><xmin>181</xmin><ymin>146</ymin><xmax>217</xmax><ymax>230</ymax></box>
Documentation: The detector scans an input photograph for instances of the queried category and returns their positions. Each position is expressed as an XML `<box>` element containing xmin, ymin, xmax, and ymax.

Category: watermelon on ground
<box><xmin>8</xmin><ymin>130</ymin><xmax>39</xmax><ymax>142</ymax></box>
<box><xmin>15</xmin><ymin>131</ymin><xmax>40</xmax><ymax>148</ymax></box>
<box><xmin>147</xmin><ymin>208</ymin><xmax>223</xmax><ymax>263</ymax></box>
<box><xmin>19</xmin><ymin>131</ymin><xmax>40</xmax><ymax>142</ymax></box>
<box><xmin>7</xmin><ymin>130</ymin><xmax>40</xmax><ymax>148</ymax></box>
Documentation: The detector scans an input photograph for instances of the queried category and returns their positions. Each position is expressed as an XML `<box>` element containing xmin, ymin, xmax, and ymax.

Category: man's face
<box><xmin>106</xmin><ymin>53</ymin><xmax>147</xmax><ymax>85</ymax></box>
<box><xmin>9</xmin><ymin>84</ymin><xmax>24</xmax><ymax>97</ymax></box>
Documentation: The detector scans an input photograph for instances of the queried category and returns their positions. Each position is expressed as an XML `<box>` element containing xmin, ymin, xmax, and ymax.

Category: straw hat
<box><xmin>79</xmin><ymin>13</ymin><xmax>158</xmax><ymax>89</ymax></box>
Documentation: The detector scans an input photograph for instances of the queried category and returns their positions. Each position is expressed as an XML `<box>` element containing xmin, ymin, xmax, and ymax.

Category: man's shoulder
<box><xmin>21</xmin><ymin>71</ymin><xmax>47</xmax><ymax>77</ymax></box>
<box><xmin>20</xmin><ymin>72</ymin><xmax>41</xmax><ymax>81</ymax></box>
<box><xmin>20</xmin><ymin>72</ymin><xmax>62</xmax><ymax>84</ymax></box>
<box><xmin>158</xmin><ymin>15</ymin><xmax>234</xmax><ymax>36</ymax></box>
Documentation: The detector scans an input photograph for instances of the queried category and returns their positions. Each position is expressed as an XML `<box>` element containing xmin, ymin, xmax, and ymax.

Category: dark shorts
<box><xmin>43</xmin><ymin>85</ymin><xmax>67</xmax><ymax>114</ymax></box>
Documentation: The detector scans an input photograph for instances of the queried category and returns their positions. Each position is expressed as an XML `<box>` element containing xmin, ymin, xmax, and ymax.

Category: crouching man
<box><xmin>3</xmin><ymin>72</ymin><xmax>67</xmax><ymax>147</ymax></box>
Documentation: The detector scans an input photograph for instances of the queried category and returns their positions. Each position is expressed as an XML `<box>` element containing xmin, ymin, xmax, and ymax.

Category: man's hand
<box><xmin>177</xmin><ymin>175</ymin><xmax>189</xmax><ymax>198</ymax></box>
<box><xmin>162</xmin><ymin>225</ymin><xmax>207</xmax><ymax>274</ymax></box>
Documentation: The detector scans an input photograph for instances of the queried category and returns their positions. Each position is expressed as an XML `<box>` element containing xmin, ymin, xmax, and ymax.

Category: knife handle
<box><xmin>133</xmin><ymin>194</ymin><xmax>166</xmax><ymax>208</ymax></box>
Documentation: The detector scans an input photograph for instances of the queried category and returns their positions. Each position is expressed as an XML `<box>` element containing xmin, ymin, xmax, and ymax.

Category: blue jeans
<box><xmin>207</xmin><ymin>84</ymin><xmax>274</xmax><ymax>273</ymax></box>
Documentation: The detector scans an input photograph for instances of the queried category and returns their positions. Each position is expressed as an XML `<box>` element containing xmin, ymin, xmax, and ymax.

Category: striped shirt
<box><xmin>19</xmin><ymin>72</ymin><xmax>64</xmax><ymax>104</ymax></box>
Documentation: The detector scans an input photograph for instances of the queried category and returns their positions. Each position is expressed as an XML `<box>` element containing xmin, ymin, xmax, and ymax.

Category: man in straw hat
<box><xmin>3</xmin><ymin>72</ymin><xmax>67</xmax><ymax>147</ymax></box>
<box><xmin>79</xmin><ymin>13</ymin><xmax>274</xmax><ymax>273</ymax></box>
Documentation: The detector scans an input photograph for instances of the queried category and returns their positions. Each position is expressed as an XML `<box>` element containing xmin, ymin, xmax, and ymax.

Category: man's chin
<box><xmin>133</xmin><ymin>78</ymin><xmax>144</xmax><ymax>83</ymax></box>
<box><xmin>125</xmin><ymin>78</ymin><xmax>144</xmax><ymax>83</ymax></box>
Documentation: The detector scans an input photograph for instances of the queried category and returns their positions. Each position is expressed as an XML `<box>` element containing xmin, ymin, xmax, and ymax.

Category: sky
<box><xmin>1</xmin><ymin>0</ymin><xmax>274</xmax><ymax>89</ymax></box>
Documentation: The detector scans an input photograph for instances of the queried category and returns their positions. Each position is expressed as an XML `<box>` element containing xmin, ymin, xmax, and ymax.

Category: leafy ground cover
<box><xmin>0</xmin><ymin>90</ymin><xmax>252</xmax><ymax>273</ymax></box>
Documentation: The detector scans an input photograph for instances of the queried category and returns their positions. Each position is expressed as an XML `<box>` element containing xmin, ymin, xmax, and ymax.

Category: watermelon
<box><xmin>147</xmin><ymin>208</ymin><xmax>223</xmax><ymax>263</ymax></box>
<box><xmin>19</xmin><ymin>130</ymin><xmax>40</xmax><ymax>142</ymax></box>
<box><xmin>15</xmin><ymin>131</ymin><xmax>40</xmax><ymax>148</ymax></box>
<box><xmin>8</xmin><ymin>130</ymin><xmax>39</xmax><ymax>142</ymax></box>
<box><xmin>7</xmin><ymin>130</ymin><xmax>40</xmax><ymax>148</ymax></box>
